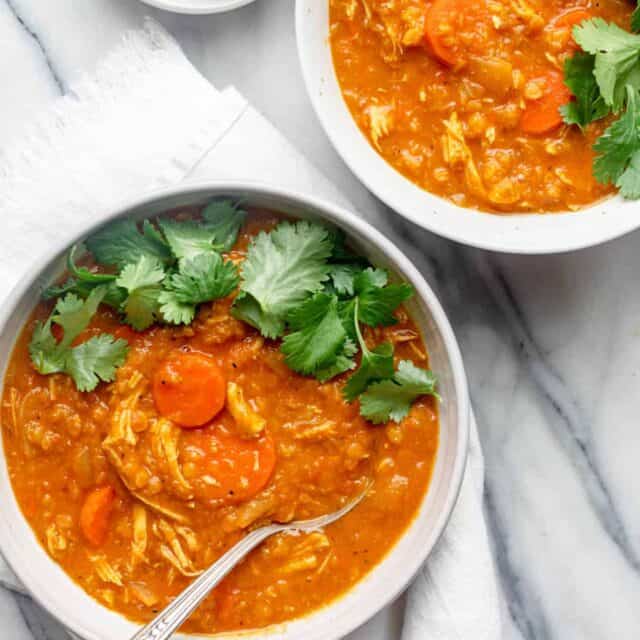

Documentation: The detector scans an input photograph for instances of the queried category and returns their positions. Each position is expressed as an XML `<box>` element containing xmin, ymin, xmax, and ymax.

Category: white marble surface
<box><xmin>0</xmin><ymin>1</ymin><xmax>639</xmax><ymax>639</ymax></box>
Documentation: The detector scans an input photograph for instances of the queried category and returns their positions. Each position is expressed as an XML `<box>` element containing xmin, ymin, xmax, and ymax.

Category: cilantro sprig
<box><xmin>233</xmin><ymin>221</ymin><xmax>437</xmax><ymax>422</ymax></box>
<box><xmin>35</xmin><ymin>208</ymin><xmax>438</xmax><ymax>423</ymax></box>
<box><xmin>33</xmin><ymin>201</ymin><xmax>245</xmax><ymax>390</ymax></box>
<box><xmin>54</xmin><ymin>200</ymin><xmax>244</xmax><ymax>332</ymax></box>
<box><xmin>560</xmin><ymin>12</ymin><xmax>640</xmax><ymax>198</ymax></box>
<box><xmin>159</xmin><ymin>252</ymin><xmax>239</xmax><ymax>325</ymax></box>
<box><xmin>232</xmin><ymin>221</ymin><xmax>333</xmax><ymax>338</ymax></box>
<box><xmin>29</xmin><ymin>287</ymin><xmax>129</xmax><ymax>392</ymax></box>
<box><xmin>360</xmin><ymin>361</ymin><xmax>440</xmax><ymax>424</ymax></box>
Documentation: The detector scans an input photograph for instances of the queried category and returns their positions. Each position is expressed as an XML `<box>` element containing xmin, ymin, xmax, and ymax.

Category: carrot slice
<box><xmin>185</xmin><ymin>425</ymin><xmax>276</xmax><ymax>504</ymax></box>
<box><xmin>153</xmin><ymin>351</ymin><xmax>226</xmax><ymax>428</ymax></box>
<box><xmin>424</xmin><ymin>0</ymin><xmax>461</xmax><ymax>65</ymax></box>
<box><xmin>550</xmin><ymin>8</ymin><xmax>592</xmax><ymax>51</ymax></box>
<box><xmin>521</xmin><ymin>71</ymin><xmax>572</xmax><ymax>135</ymax></box>
<box><xmin>79</xmin><ymin>486</ymin><xmax>116</xmax><ymax>547</ymax></box>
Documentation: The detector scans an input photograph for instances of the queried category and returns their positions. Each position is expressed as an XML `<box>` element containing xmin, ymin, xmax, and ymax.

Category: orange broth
<box><xmin>1</xmin><ymin>210</ymin><xmax>439</xmax><ymax>634</ymax></box>
<box><xmin>330</xmin><ymin>0</ymin><xmax>633</xmax><ymax>212</ymax></box>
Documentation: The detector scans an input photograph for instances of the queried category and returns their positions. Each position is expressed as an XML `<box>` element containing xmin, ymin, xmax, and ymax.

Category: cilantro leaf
<box><xmin>53</xmin><ymin>288</ymin><xmax>106</xmax><ymax>348</ymax></box>
<box><xmin>43</xmin><ymin>245</ymin><xmax>126</xmax><ymax>308</ymax></box>
<box><xmin>116</xmin><ymin>256</ymin><xmax>165</xmax><ymax>330</ymax></box>
<box><xmin>232</xmin><ymin>221</ymin><xmax>333</xmax><ymax>338</ymax></box>
<box><xmin>29</xmin><ymin>286</ymin><xmax>129</xmax><ymax>391</ymax></box>
<box><xmin>158</xmin><ymin>218</ymin><xmax>221</xmax><ymax>262</ymax></box>
<box><xmin>616</xmin><ymin>149</ymin><xmax>640</xmax><ymax>198</ymax></box>
<box><xmin>343</xmin><ymin>342</ymin><xmax>394</xmax><ymax>401</ymax></box>
<box><xmin>342</xmin><ymin>296</ymin><xmax>395</xmax><ymax>400</ymax></box>
<box><xmin>159</xmin><ymin>253</ymin><xmax>239</xmax><ymax>325</ymax></box>
<box><xmin>359</xmin><ymin>283</ymin><xmax>414</xmax><ymax>326</ymax></box>
<box><xmin>359</xmin><ymin>360</ymin><xmax>439</xmax><ymax>424</ymax></box>
<box><xmin>29</xmin><ymin>317</ymin><xmax>66</xmax><ymax>375</ymax></box>
<box><xmin>326</xmin><ymin>228</ymin><xmax>369</xmax><ymax>266</ymax></box>
<box><xmin>201</xmin><ymin>200</ymin><xmax>246</xmax><ymax>251</ymax></box>
<box><xmin>281</xmin><ymin>293</ymin><xmax>347</xmax><ymax>375</ymax></box>
<box><xmin>355</xmin><ymin>268</ymin><xmax>387</xmax><ymax>290</ymax></box>
<box><xmin>338</xmin><ymin>298</ymin><xmax>357</xmax><ymax>339</ymax></box>
<box><xmin>327</xmin><ymin>264</ymin><xmax>362</xmax><ymax>297</ymax></box>
<box><xmin>43</xmin><ymin>278</ymin><xmax>126</xmax><ymax>309</ymax></box>
<box><xmin>65</xmin><ymin>334</ymin><xmax>129</xmax><ymax>392</ymax></box>
<box><xmin>315</xmin><ymin>339</ymin><xmax>358</xmax><ymax>383</ymax></box>
<box><xmin>561</xmin><ymin>52</ymin><xmax>610</xmax><ymax>128</ymax></box>
<box><xmin>573</xmin><ymin>18</ymin><xmax>640</xmax><ymax>111</ymax></box>
<box><xmin>86</xmin><ymin>219</ymin><xmax>172</xmax><ymax>269</ymax></box>
<box><xmin>354</xmin><ymin>268</ymin><xmax>414</xmax><ymax>327</ymax></box>
<box><xmin>593</xmin><ymin>85</ymin><xmax>640</xmax><ymax>196</ymax></box>
<box><xmin>43</xmin><ymin>278</ymin><xmax>89</xmax><ymax>301</ymax></box>
<box><xmin>163</xmin><ymin>253</ymin><xmax>239</xmax><ymax>304</ymax></box>
<box><xmin>157</xmin><ymin>292</ymin><xmax>194</xmax><ymax>325</ymax></box>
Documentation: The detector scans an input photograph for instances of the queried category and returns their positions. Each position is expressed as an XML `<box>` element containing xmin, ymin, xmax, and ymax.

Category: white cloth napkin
<box><xmin>0</xmin><ymin>20</ymin><xmax>503</xmax><ymax>640</ymax></box>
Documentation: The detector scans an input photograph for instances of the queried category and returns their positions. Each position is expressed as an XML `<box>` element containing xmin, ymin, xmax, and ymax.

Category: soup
<box><xmin>330</xmin><ymin>0</ymin><xmax>634</xmax><ymax>213</ymax></box>
<box><xmin>1</xmin><ymin>204</ymin><xmax>439</xmax><ymax>633</ymax></box>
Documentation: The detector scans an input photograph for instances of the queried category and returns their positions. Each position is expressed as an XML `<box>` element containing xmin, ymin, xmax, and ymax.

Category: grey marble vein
<box><xmin>478</xmin><ymin>256</ymin><xmax>640</xmax><ymax>573</ymax></box>
<box><xmin>12</xmin><ymin>594</ymin><xmax>69</xmax><ymax>640</ymax></box>
<box><xmin>3</xmin><ymin>0</ymin><xmax>65</xmax><ymax>93</ymax></box>
<box><xmin>484</xmin><ymin>487</ymin><xmax>550</xmax><ymax>640</ymax></box>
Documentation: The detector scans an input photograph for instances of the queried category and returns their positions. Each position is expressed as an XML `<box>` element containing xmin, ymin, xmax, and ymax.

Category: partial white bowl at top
<box><xmin>138</xmin><ymin>0</ymin><xmax>255</xmax><ymax>14</ymax></box>
<box><xmin>295</xmin><ymin>0</ymin><xmax>640</xmax><ymax>254</ymax></box>
<box><xmin>0</xmin><ymin>183</ymin><xmax>469</xmax><ymax>640</ymax></box>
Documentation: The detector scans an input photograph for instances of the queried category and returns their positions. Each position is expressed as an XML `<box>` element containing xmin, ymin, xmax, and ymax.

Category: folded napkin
<box><xmin>0</xmin><ymin>20</ymin><xmax>503</xmax><ymax>640</ymax></box>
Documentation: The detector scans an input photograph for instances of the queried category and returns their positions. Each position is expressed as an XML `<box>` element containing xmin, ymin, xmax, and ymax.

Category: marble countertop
<box><xmin>1</xmin><ymin>1</ymin><xmax>640</xmax><ymax>639</ymax></box>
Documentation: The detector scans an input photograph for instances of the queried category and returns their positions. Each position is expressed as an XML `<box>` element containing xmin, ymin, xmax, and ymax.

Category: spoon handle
<box><xmin>130</xmin><ymin>524</ymin><xmax>280</xmax><ymax>640</ymax></box>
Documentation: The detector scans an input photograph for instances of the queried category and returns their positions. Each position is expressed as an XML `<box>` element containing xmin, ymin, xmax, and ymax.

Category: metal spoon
<box><xmin>129</xmin><ymin>483</ymin><xmax>372</xmax><ymax>640</ymax></box>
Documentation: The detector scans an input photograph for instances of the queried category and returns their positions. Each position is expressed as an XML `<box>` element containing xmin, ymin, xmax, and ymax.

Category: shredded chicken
<box><xmin>97</xmin><ymin>589</ymin><xmax>115</xmax><ymax>607</ymax></box>
<box><xmin>294</xmin><ymin>421</ymin><xmax>336</xmax><ymax>440</ymax></box>
<box><xmin>488</xmin><ymin>177</ymin><xmax>520</xmax><ymax>205</ymax></box>
<box><xmin>227</xmin><ymin>382</ymin><xmax>266</xmax><ymax>437</ymax></box>
<box><xmin>131</xmin><ymin>492</ymin><xmax>191</xmax><ymax>524</ymax></box>
<box><xmin>131</xmin><ymin>505</ymin><xmax>148</xmax><ymax>565</ymax></box>
<box><xmin>442</xmin><ymin>112</ymin><xmax>486</xmax><ymax>198</ymax></box>
<box><xmin>102</xmin><ymin>378</ymin><xmax>147</xmax><ymax>486</ymax></box>
<box><xmin>150</xmin><ymin>419</ymin><xmax>193</xmax><ymax>499</ymax></box>
<box><xmin>510</xmin><ymin>0</ymin><xmax>544</xmax><ymax>31</ymax></box>
<box><xmin>280</xmin><ymin>532</ymin><xmax>331</xmax><ymax>574</ymax></box>
<box><xmin>3</xmin><ymin>387</ymin><xmax>19</xmax><ymax>433</ymax></box>
<box><xmin>400</xmin><ymin>6</ymin><xmax>425</xmax><ymax>46</ymax></box>
<box><xmin>103</xmin><ymin>381</ymin><xmax>192</xmax><ymax>523</ymax></box>
<box><xmin>103</xmin><ymin>376</ymin><xmax>146</xmax><ymax>450</ymax></box>
<box><xmin>366</xmin><ymin>103</ymin><xmax>395</xmax><ymax>151</ymax></box>
<box><xmin>158</xmin><ymin>544</ymin><xmax>202</xmax><ymax>577</ymax></box>
<box><xmin>128</xmin><ymin>582</ymin><xmax>159</xmax><ymax>607</ymax></box>
<box><xmin>91</xmin><ymin>556</ymin><xmax>124</xmax><ymax>586</ymax></box>
<box><xmin>45</xmin><ymin>523</ymin><xmax>67</xmax><ymax>557</ymax></box>
<box><xmin>155</xmin><ymin>520</ymin><xmax>202</xmax><ymax>577</ymax></box>
<box><xmin>176</xmin><ymin>526</ymin><xmax>200</xmax><ymax>553</ymax></box>
<box><xmin>223</xmin><ymin>491</ymin><xmax>278</xmax><ymax>531</ymax></box>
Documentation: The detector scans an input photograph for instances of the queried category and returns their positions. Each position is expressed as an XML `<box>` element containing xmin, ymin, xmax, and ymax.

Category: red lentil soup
<box><xmin>330</xmin><ymin>0</ymin><xmax>634</xmax><ymax>213</ymax></box>
<box><xmin>1</xmin><ymin>210</ymin><xmax>439</xmax><ymax>634</ymax></box>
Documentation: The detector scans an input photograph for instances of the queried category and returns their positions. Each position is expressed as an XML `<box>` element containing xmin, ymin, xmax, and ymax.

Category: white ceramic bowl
<box><xmin>0</xmin><ymin>183</ymin><xmax>469</xmax><ymax>640</ymax></box>
<box><xmin>295</xmin><ymin>1</ymin><xmax>640</xmax><ymax>254</ymax></box>
<box><xmin>139</xmin><ymin>0</ymin><xmax>255</xmax><ymax>15</ymax></box>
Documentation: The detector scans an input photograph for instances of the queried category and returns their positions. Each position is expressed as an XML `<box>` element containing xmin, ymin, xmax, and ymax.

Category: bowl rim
<box><xmin>138</xmin><ymin>0</ymin><xmax>256</xmax><ymax>15</ymax></box>
<box><xmin>295</xmin><ymin>0</ymin><xmax>640</xmax><ymax>255</ymax></box>
<box><xmin>0</xmin><ymin>181</ymin><xmax>469</xmax><ymax>640</ymax></box>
